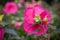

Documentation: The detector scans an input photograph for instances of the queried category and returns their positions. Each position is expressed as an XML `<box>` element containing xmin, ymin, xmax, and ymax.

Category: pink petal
<box><xmin>34</xmin><ymin>4</ymin><xmax>45</xmax><ymax>16</ymax></box>
<box><xmin>45</xmin><ymin>10</ymin><xmax>51</xmax><ymax>24</ymax></box>
<box><xmin>3</xmin><ymin>2</ymin><xmax>17</xmax><ymax>14</ymax></box>
<box><xmin>23</xmin><ymin>22</ymin><xmax>48</xmax><ymax>35</ymax></box>
<box><xmin>24</xmin><ymin>7</ymin><xmax>34</xmax><ymax>24</ymax></box>
<box><xmin>23</xmin><ymin>22</ymin><xmax>35</xmax><ymax>34</ymax></box>
<box><xmin>20</xmin><ymin>0</ymin><xmax>24</xmax><ymax>3</ymax></box>
<box><xmin>14</xmin><ymin>22</ymin><xmax>21</xmax><ymax>29</ymax></box>
<box><xmin>40</xmin><ymin>11</ymin><xmax>47</xmax><ymax>20</ymax></box>
<box><xmin>32</xmin><ymin>0</ymin><xmax>35</xmax><ymax>2</ymax></box>
<box><xmin>17</xmin><ymin>3</ymin><xmax>22</xmax><ymax>9</ymax></box>
<box><xmin>33</xmin><ymin>25</ymin><xmax>48</xmax><ymax>35</ymax></box>
<box><xmin>40</xmin><ymin>10</ymin><xmax>51</xmax><ymax>24</ymax></box>
<box><xmin>0</xmin><ymin>27</ymin><xmax>4</xmax><ymax>40</ymax></box>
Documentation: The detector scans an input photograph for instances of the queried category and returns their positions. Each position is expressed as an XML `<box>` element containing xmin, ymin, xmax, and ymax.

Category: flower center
<box><xmin>43</xmin><ymin>17</ymin><xmax>48</xmax><ymax>22</ymax></box>
<box><xmin>34</xmin><ymin>15</ymin><xmax>41</xmax><ymax>24</ymax></box>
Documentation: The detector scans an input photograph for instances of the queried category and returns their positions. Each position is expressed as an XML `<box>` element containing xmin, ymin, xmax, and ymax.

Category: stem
<box><xmin>45</xmin><ymin>31</ymin><xmax>50</xmax><ymax>40</ymax></box>
<box><xmin>47</xmin><ymin>32</ymin><xmax>50</xmax><ymax>40</ymax></box>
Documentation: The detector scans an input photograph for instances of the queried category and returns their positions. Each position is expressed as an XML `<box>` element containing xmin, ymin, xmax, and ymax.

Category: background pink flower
<box><xmin>32</xmin><ymin>0</ymin><xmax>35</xmax><ymax>3</ymax></box>
<box><xmin>17</xmin><ymin>3</ymin><xmax>22</xmax><ymax>9</ymax></box>
<box><xmin>14</xmin><ymin>22</ymin><xmax>22</xmax><ymax>29</ymax></box>
<box><xmin>3</xmin><ymin>2</ymin><xmax>18</xmax><ymax>14</ymax></box>
<box><xmin>20</xmin><ymin>0</ymin><xmax>24</xmax><ymax>3</ymax></box>
<box><xmin>23</xmin><ymin>4</ymin><xmax>51</xmax><ymax>35</ymax></box>
<box><xmin>0</xmin><ymin>27</ymin><xmax>4</xmax><ymax>40</ymax></box>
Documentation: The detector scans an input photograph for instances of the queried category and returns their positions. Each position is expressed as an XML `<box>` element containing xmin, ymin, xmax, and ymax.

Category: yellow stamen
<box><xmin>43</xmin><ymin>17</ymin><xmax>48</xmax><ymax>22</ymax></box>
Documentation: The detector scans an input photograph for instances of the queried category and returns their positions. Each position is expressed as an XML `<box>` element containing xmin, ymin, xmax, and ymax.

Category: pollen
<box><xmin>43</xmin><ymin>17</ymin><xmax>48</xmax><ymax>22</ymax></box>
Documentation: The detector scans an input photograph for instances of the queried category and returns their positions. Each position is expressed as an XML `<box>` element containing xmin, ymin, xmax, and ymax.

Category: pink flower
<box><xmin>3</xmin><ymin>2</ymin><xmax>18</xmax><ymax>14</ymax></box>
<box><xmin>14</xmin><ymin>22</ymin><xmax>21</xmax><ymax>29</ymax></box>
<box><xmin>32</xmin><ymin>0</ymin><xmax>35</xmax><ymax>3</ymax></box>
<box><xmin>17</xmin><ymin>3</ymin><xmax>22</xmax><ymax>9</ymax></box>
<box><xmin>20</xmin><ymin>0</ymin><xmax>24</xmax><ymax>3</ymax></box>
<box><xmin>0</xmin><ymin>27</ymin><xmax>4</xmax><ymax>40</ymax></box>
<box><xmin>23</xmin><ymin>4</ymin><xmax>51</xmax><ymax>35</ymax></box>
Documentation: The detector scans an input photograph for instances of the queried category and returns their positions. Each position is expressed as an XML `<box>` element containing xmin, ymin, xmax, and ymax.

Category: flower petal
<box><xmin>0</xmin><ymin>27</ymin><xmax>4</xmax><ymax>40</ymax></box>
<box><xmin>23</xmin><ymin>22</ymin><xmax>35</xmax><ymax>35</ymax></box>
<box><xmin>45</xmin><ymin>10</ymin><xmax>51</xmax><ymax>24</ymax></box>
<box><xmin>3</xmin><ymin>2</ymin><xmax>17</xmax><ymax>14</ymax></box>
<box><xmin>23</xmin><ymin>22</ymin><xmax>48</xmax><ymax>35</ymax></box>
<box><xmin>32</xmin><ymin>25</ymin><xmax>48</xmax><ymax>35</ymax></box>
<box><xmin>24</xmin><ymin>7</ymin><xmax>34</xmax><ymax>24</ymax></box>
<box><xmin>34</xmin><ymin>4</ymin><xmax>45</xmax><ymax>16</ymax></box>
<box><xmin>40</xmin><ymin>10</ymin><xmax>51</xmax><ymax>24</ymax></box>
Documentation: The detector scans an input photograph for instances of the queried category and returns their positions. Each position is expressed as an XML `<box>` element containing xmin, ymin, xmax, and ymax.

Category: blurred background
<box><xmin>0</xmin><ymin>0</ymin><xmax>60</xmax><ymax>40</ymax></box>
